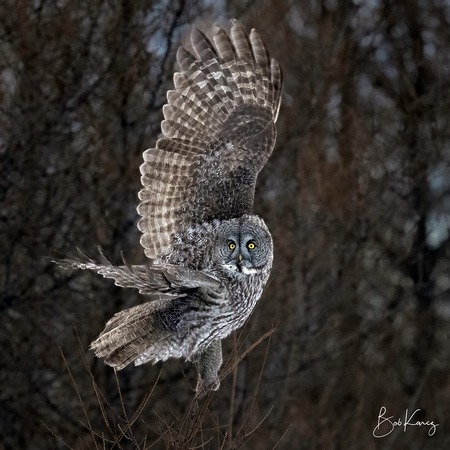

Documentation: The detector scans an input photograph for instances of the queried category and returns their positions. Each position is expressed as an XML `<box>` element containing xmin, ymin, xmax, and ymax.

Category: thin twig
<box><xmin>60</xmin><ymin>347</ymin><xmax>100</xmax><ymax>449</ymax></box>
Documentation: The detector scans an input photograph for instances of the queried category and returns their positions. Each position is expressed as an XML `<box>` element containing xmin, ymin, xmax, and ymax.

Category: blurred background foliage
<box><xmin>1</xmin><ymin>0</ymin><xmax>449</xmax><ymax>448</ymax></box>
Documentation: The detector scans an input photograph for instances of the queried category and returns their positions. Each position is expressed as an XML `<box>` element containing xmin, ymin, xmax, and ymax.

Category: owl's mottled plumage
<box><xmin>54</xmin><ymin>20</ymin><xmax>282</xmax><ymax>393</ymax></box>
<box><xmin>137</xmin><ymin>20</ymin><xmax>281</xmax><ymax>259</ymax></box>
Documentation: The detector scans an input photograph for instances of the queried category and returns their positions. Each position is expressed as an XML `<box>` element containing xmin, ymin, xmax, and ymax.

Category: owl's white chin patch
<box><xmin>241</xmin><ymin>266</ymin><xmax>257</xmax><ymax>275</ymax></box>
<box><xmin>222</xmin><ymin>263</ymin><xmax>257</xmax><ymax>275</ymax></box>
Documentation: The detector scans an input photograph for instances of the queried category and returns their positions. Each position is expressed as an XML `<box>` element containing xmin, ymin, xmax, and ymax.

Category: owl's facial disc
<box><xmin>218</xmin><ymin>226</ymin><xmax>270</xmax><ymax>276</ymax></box>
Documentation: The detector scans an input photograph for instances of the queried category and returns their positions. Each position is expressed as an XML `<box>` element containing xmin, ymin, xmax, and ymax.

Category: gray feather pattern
<box><xmin>54</xmin><ymin>20</ymin><xmax>281</xmax><ymax>392</ymax></box>
<box><xmin>138</xmin><ymin>20</ymin><xmax>282</xmax><ymax>259</ymax></box>
<box><xmin>54</xmin><ymin>247</ymin><xmax>223</xmax><ymax>295</ymax></box>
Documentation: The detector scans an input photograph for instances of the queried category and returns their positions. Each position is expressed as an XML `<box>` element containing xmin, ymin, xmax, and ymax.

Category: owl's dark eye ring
<box><xmin>247</xmin><ymin>242</ymin><xmax>256</xmax><ymax>249</ymax></box>
<box><xmin>229</xmin><ymin>242</ymin><xmax>236</xmax><ymax>250</ymax></box>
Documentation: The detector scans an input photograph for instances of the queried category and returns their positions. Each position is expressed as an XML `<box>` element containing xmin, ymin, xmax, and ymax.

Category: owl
<box><xmin>55</xmin><ymin>19</ymin><xmax>282</xmax><ymax>393</ymax></box>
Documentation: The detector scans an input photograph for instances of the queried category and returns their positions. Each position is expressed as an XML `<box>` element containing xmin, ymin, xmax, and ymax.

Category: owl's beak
<box><xmin>238</xmin><ymin>254</ymin><xmax>242</xmax><ymax>262</ymax></box>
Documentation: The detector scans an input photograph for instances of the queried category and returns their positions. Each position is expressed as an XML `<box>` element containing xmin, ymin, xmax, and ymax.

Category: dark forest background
<box><xmin>1</xmin><ymin>0</ymin><xmax>449</xmax><ymax>448</ymax></box>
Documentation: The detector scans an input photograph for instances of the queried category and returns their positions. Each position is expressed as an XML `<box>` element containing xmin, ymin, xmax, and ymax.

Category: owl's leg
<box><xmin>194</xmin><ymin>340</ymin><xmax>223</xmax><ymax>394</ymax></box>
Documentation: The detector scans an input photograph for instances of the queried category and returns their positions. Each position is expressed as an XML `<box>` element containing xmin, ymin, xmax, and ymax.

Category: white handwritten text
<box><xmin>373</xmin><ymin>406</ymin><xmax>438</xmax><ymax>438</ymax></box>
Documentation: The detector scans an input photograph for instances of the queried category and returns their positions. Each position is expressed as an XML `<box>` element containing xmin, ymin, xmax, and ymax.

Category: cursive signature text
<box><xmin>373</xmin><ymin>406</ymin><xmax>439</xmax><ymax>438</ymax></box>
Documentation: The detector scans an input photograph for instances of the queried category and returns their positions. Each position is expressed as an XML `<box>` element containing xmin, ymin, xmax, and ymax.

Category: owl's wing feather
<box><xmin>138</xmin><ymin>20</ymin><xmax>283</xmax><ymax>259</ymax></box>
<box><xmin>53</xmin><ymin>247</ymin><xmax>223</xmax><ymax>296</ymax></box>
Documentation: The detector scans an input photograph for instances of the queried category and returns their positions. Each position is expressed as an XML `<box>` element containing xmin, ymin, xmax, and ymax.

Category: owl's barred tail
<box><xmin>90</xmin><ymin>299</ymin><xmax>174</xmax><ymax>370</ymax></box>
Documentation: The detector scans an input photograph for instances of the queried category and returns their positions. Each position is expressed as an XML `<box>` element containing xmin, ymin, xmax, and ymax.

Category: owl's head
<box><xmin>214</xmin><ymin>215</ymin><xmax>273</xmax><ymax>277</ymax></box>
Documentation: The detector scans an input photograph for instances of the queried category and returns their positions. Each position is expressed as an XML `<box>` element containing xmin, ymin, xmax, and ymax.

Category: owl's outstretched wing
<box><xmin>138</xmin><ymin>20</ymin><xmax>282</xmax><ymax>259</ymax></box>
<box><xmin>53</xmin><ymin>247</ymin><xmax>223</xmax><ymax>296</ymax></box>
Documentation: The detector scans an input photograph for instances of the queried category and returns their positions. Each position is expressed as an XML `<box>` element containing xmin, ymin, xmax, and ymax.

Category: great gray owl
<box><xmin>55</xmin><ymin>19</ymin><xmax>282</xmax><ymax>393</ymax></box>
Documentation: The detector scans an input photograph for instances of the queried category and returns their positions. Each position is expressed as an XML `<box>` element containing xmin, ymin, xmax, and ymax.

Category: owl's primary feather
<box><xmin>54</xmin><ymin>20</ymin><xmax>282</xmax><ymax>393</ymax></box>
<box><xmin>138</xmin><ymin>19</ymin><xmax>282</xmax><ymax>259</ymax></box>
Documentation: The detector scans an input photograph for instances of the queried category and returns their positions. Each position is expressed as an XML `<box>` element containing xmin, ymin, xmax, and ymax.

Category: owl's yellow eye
<box><xmin>229</xmin><ymin>242</ymin><xmax>236</xmax><ymax>250</ymax></box>
<box><xmin>247</xmin><ymin>242</ymin><xmax>255</xmax><ymax>249</ymax></box>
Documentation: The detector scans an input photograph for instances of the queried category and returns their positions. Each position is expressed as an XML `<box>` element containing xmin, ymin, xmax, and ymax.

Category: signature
<box><xmin>373</xmin><ymin>406</ymin><xmax>439</xmax><ymax>438</ymax></box>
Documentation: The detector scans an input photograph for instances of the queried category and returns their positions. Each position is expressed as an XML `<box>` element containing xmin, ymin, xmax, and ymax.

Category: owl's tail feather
<box><xmin>91</xmin><ymin>299</ymin><xmax>175</xmax><ymax>370</ymax></box>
